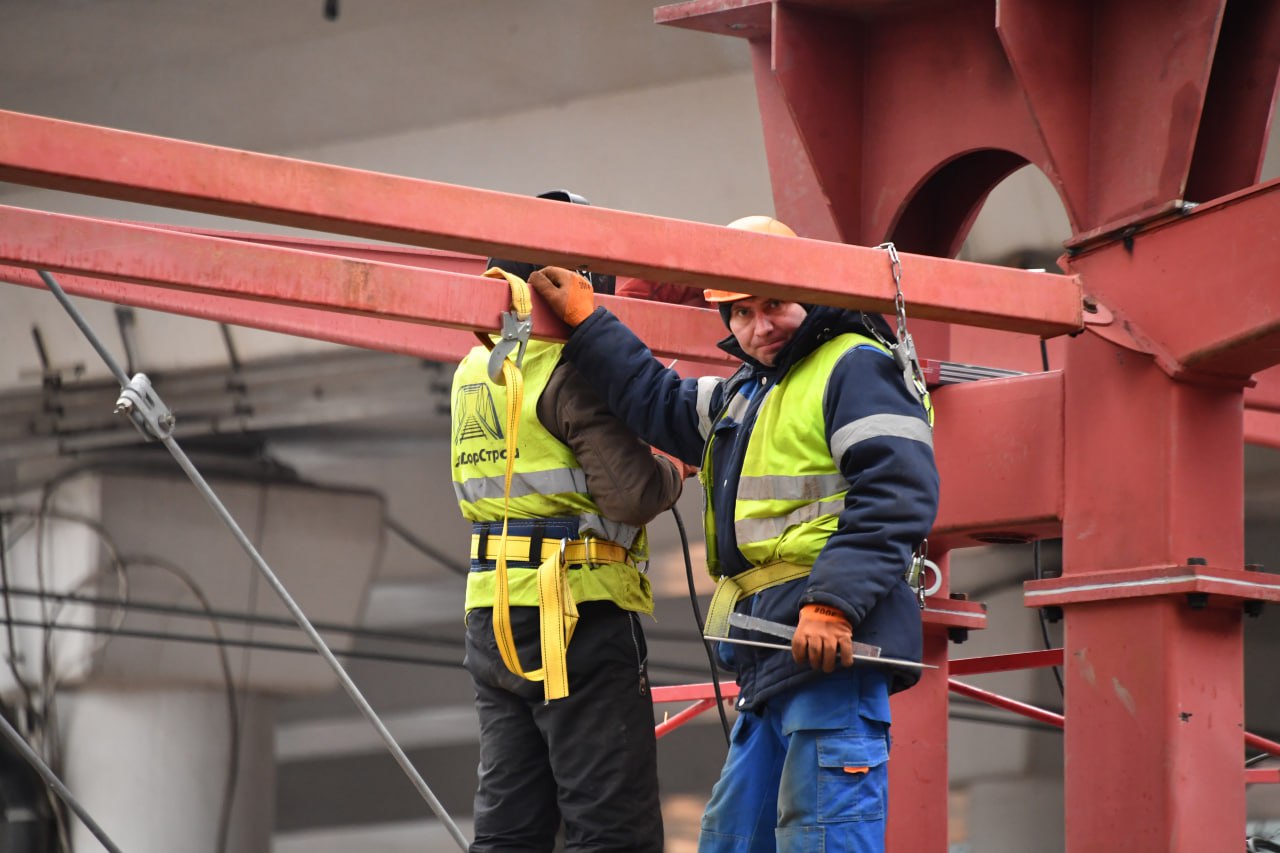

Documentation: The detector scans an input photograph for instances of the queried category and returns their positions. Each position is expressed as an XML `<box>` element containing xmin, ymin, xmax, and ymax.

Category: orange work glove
<box><xmin>792</xmin><ymin>604</ymin><xmax>854</xmax><ymax>673</ymax></box>
<box><xmin>528</xmin><ymin>266</ymin><xmax>595</xmax><ymax>327</ymax></box>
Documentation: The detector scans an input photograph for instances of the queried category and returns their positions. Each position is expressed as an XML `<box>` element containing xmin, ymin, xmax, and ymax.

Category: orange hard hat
<box><xmin>703</xmin><ymin>215</ymin><xmax>798</xmax><ymax>303</ymax></box>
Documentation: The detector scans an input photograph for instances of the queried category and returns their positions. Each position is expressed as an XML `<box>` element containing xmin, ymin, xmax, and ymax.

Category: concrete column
<box><xmin>62</xmin><ymin>687</ymin><xmax>275</xmax><ymax>853</ymax></box>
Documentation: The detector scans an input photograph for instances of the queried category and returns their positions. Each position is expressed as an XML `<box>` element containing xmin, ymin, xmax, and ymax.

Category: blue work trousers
<box><xmin>699</xmin><ymin>672</ymin><xmax>892</xmax><ymax>853</ymax></box>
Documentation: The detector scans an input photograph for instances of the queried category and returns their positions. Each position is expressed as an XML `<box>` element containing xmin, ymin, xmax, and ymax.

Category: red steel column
<box><xmin>888</xmin><ymin>550</ymin><xmax>954</xmax><ymax>851</ymax></box>
<box><xmin>1059</xmin><ymin>331</ymin><xmax>1246</xmax><ymax>851</ymax></box>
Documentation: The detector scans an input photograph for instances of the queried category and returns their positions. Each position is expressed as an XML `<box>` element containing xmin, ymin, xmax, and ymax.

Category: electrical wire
<box><xmin>1032</xmin><ymin>541</ymin><xmax>1065</xmax><ymax>696</ymax></box>
<box><xmin>385</xmin><ymin>515</ymin><xmax>469</xmax><ymax>577</ymax></box>
<box><xmin>1034</xmin><ymin>338</ymin><xmax>1066</xmax><ymax>696</ymax></box>
<box><xmin>0</xmin><ymin>516</ymin><xmax>36</xmax><ymax>732</ymax></box>
<box><xmin>0</xmin><ymin>615</ymin><xmax>466</xmax><ymax>668</ymax></box>
<box><xmin>672</xmin><ymin>505</ymin><xmax>732</xmax><ymax>746</ymax></box>
<box><xmin>0</xmin><ymin>584</ymin><xmax>466</xmax><ymax>651</ymax></box>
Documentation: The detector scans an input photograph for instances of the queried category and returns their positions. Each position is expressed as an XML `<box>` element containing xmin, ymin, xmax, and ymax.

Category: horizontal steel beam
<box><xmin>931</xmin><ymin>371</ymin><xmax>1064</xmax><ymax>547</ymax></box>
<box><xmin>1065</xmin><ymin>178</ymin><xmax>1280</xmax><ymax>380</ymax></box>
<box><xmin>0</xmin><ymin>110</ymin><xmax>1082</xmax><ymax>337</ymax></box>
<box><xmin>0</xmin><ymin>206</ymin><xmax>733</xmax><ymax>367</ymax></box>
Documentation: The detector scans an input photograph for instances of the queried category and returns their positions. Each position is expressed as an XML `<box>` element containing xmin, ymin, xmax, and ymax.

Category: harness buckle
<box><xmin>487</xmin><ymin>309</ymin><xmax>533</xmax><ymax>382</ymax></box>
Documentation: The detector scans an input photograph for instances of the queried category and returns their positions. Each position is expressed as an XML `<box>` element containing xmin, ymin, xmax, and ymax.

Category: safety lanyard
<box><xmin>478</xmin><ymin>268</ymin><xmax>578</xmax><ymax>701</ymax></box>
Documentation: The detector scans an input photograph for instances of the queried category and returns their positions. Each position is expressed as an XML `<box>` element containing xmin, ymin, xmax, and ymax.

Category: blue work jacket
<box><xmin>563</xmin><ymin>304</ymin><xmax>939</xmax><ymax>710</ymax></box>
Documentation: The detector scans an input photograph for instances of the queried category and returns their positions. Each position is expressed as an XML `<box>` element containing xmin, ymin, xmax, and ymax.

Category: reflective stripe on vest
<box><xmin>451</xmin><ymin>341</ymin><xmax>641</xmax><ymax>553</ymax></box>
<box><xmin>735</xmin><ymin>333</ymin><xmax>933</xmax><ymax>565</ymax></box>
<box><xmin>452</xmin><ymin>339</ymin><xmax>650</xmax><ymax>621</ymax></box>
<box><xmin>702</xmin><ymin>333</ymin><xmax>931</xmax><ymax>573</ymax></box>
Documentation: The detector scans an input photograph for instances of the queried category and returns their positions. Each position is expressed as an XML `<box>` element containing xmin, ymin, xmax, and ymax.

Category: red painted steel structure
<box><xmin>1</xmin><ymin>0</ymin><xmax>1279</xmax><ymax>848</ymax></box>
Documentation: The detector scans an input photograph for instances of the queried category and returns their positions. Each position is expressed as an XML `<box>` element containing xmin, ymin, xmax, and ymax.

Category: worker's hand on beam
<box><xmin>792</xmin><ymin>604</ymin><xmax>854</xmax><ymax>673</ymax></box>
<box><xmin>529</xmin><ymin>266</ymin><xmax>595</xmax><ymax>327</ymax></box>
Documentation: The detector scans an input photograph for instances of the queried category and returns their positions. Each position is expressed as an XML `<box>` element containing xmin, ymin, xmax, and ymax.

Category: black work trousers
<box><xmin>464</xmin><ymin>601</ymin><xmax>663</xmax><ymax>853</ymax></box>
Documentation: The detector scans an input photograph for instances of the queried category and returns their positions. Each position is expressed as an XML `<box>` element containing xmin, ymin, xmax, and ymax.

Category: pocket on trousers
<box><xmin>815</xmin><ymin>733</ymin><xmax>888</xmax><ymax>823</ymax></box>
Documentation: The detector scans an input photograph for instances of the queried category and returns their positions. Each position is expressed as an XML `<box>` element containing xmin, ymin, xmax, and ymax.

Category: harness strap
<box><xmin>480</xmin><ymin>268</ymin><xmax>578</xmax><ymax>702</ymax></box>
<box><xmin>703</xmin><ymin>561</ymin><xmax>813</xmax><ymax>639</ymax></box>
<box><xmin>704</xmin><ymin>554</ymin><xmax>932</xmax><ymax>638</ymax></box>
<box><xmin>470</xmin><ymin>534</ymin><xmax>629</xmax><ymax>567</ymax></box>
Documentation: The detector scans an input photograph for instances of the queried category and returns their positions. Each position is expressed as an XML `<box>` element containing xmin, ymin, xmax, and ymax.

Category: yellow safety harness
<box><xmin>476</xmin><ymin>268</ymin><xmax>580</xmax><ymax>701</ymax></box>
<box><xmin>703</xmin><ymin>560</ymin><xmax>812</xmax><ymax>640</ymax></box>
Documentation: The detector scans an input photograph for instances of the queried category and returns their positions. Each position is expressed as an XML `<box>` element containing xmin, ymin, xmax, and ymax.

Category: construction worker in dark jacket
<box><xmin>452</xmin><ymin>191</ymin><xmax>684</xmax><ymax>853</ymax></box>
<box><xmin>528</xmin><ymin>215</ymin><xmax>939</xmax><ymax>853</ymax></box>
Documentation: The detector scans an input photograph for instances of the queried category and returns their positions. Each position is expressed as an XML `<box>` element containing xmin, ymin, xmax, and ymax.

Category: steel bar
<box><xmin>930</xmin><ymin>371</ymin><xmax>1064</xmax><ymax>547</ymax></box>
<box><xmin>1064</xmin><ymin>179</ymin><xmax>1280</xmax><ymax>380</ymax></box>
<box><xmin>654</xmin><ymin>699</ymin><xmax>717</xmax><ymax>739</ymax></box>
<box><xmin>0</xmin><ymin>206</ymin><xmax>732</xmax><ymax>366</ymax></box>
<box><xmin>0</xmin><ymin>712</ymin><xmax>125</xmax><ymax>853</ymax></box>
<box><xmin>948</xmin><ymin>648</ymin><xmax>1064</xmax><ymax>676</ymax></box>
<box><xmin>0</xmin><ymin>110</ymin><xmax>1082</xmax><ymax>337</ymax></box>
<box><xmin>1247</xmin><ymin>732</ymin><xmax>1280</xmax><ymax>758</ymax></box>
<box><xmin>651</xmin><ymin>682</ymin><xmax>740</xmax><ymax>704</ymax></box>
<box><xmin>947</xmin><ymin>678</ymin><xmax>1064</xmax><ymax>729</ymax></box>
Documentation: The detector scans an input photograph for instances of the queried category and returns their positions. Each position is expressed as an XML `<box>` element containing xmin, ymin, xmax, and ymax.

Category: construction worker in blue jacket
<box><xmin>452</xmin><ymin>191</ymin><xmax>684</xmax><ymax>853</ymax></box>
<box><xmin>528</xmin><ymin>215</ymin><xmax>939</xmax><ymax>853</ymax></box>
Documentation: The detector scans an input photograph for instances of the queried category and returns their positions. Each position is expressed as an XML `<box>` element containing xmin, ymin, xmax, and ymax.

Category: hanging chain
<box><xmin>877</xmin><ymin>241</ymin><xmax>909</xmax><ymax>344</ymax></box>
<box><xmin>873</xmin><ymin>242</ymin><xmax>932</xmax><ymax>426</ymax></box>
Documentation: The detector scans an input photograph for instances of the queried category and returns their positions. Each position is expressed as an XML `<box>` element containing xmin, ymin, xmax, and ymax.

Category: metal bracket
<box><xmin>114</xmin><ymin>373</ymin><xmax>175</xmax><ymax>440</ymax></box>
<box><xmin>487</xmin><ymin>310</ymin><xmax>532</xmax><ymax>382</ymax></box>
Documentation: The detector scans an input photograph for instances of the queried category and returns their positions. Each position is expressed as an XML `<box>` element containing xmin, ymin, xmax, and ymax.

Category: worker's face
<box><xmin>726</xmin><ymin>297</ymin><xmax>807</xmax><ymax>366</ymax></box>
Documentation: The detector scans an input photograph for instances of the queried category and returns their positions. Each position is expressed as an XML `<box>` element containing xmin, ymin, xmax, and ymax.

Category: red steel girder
<box><xmin>0</xmin><ymin>206</ymin><xmax>1054</xmax><ymax>545</ymax></box>
<box><xmin>662</xmin><ymin>0</ymin><xmax>1280</xmax><ymax>241</ymax></box>
<box><xmin>930</xmin><ymin>371</ymin><xmax>1063</xmax><ymax>548</ymax></box>
<box><xmin>1063</xmin><ymin>178</ymin><xmax>1280</xmax><ymax>381</ymax></box>
<box><xmin>0</xmin><ymin>206</ymin><xmax>731</xmax><ymax>367</ymax></box>
<box><xmin>948</xmin><ymin>648</ymin><xmax>1064</xmax><ymax>677</ymax></box>
<box><xmin>0</xmin><ymin>110</ymin><xmax>1081</xmax><ymax>337</ymax></box>
<box><xmin>1058</xmin><ymin>331</ymin><xmax>1249</xmax><ymax>848</ymax></box>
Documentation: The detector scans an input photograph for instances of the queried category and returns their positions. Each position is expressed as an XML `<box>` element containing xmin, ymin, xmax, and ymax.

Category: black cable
<box><xmin>0</xmin><ymin>584</ymin><xmax>465</xmax><ymax>651</ymax></box>
<box><xmin>1033</xmin><ymin>541</ymin><xmax>1065</xmax><ymax>696</ymax></box>
<box><xmin>385</xmin><ymin>515</ymin><xmax>469</xmax><ymax>577</ymax></box>
<box><xmin>672</xmin><ymin>505</ymin><xmax>732</xmax><ymax>746</ymax></box>
<box><xmin>0</xmin><ymin>516</ymin><xmax>37</xmax><ymax>728</ymax></box>
<box><xmin>1034</xmin><ymin>339</ymin><xmax>1066</xmax><ymax>696</ymax></box>
<box><xmin>0</xmin><ymin>616</ymin><xmax>465</xmax><ymax>669</ymax></box>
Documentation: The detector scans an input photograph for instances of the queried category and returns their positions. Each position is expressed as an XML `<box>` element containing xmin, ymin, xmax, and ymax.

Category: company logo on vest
<box><xmin>454</xmin><ymin>383</ymin><xmax>504</xmax><ymax>442</ymax></box>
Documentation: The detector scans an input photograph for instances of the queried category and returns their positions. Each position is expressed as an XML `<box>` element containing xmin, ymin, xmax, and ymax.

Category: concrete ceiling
<box><xmin>0</xmin><ymin>0</ymin><xmax>747</xmax><ymax>154</ymax></box>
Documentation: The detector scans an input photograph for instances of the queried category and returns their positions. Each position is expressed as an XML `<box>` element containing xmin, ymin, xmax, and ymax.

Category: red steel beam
<box><xmin>1064</xmin><ymin>178</ymin><xmax>1280</xmax><ymax>381</ymax></box>
<box><xmin>948</xmin><ymin>648</ymin><xmax>1064</xmax><ymax>677</ymax></box>
<box><xmin>651</xmin><ymin>682</ymin><xmax>739</xmax><ymax>704</ymax></box>
<box><xmin>1248</xmin><ymin>732</ymin><xmax>1280</xmax><ymax>758</ymax></box>
<box><xmin>653</xmin><ymin>699</ymin><xmax>718</xmax><ymax>739</ymax></box>
<box><xmin>930</xmin><ymin>371</ymin><xmax>1064</xmax><ymax>548</ymax></box>
<box><xmin>1248</xmin><ymin>768</ymin><xmax>1280</xmax><ymax>785</ymax></box>
<box><xmin>947</xmin><ymin>678</ymin><xmax>1064</xmax><ymax>729</ymax></box>
<box><xmin>1</xmin><ymin>264</ymin><xmax>487</xmax><ymax>366</ymax></box>
<box><xmin>0</xmin><ymin>205</ymin><xmax>732</xmax><ymax>367</ymax></box>
<box><xmin>0</xmin><ymin>215</ymin><xmax>1065</xmax><ymax>544</ymax></box>
<box><xmin>0</xmin><ymin>110</ymin><xmax>1082</xmax><ymax>337</ymax></box>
